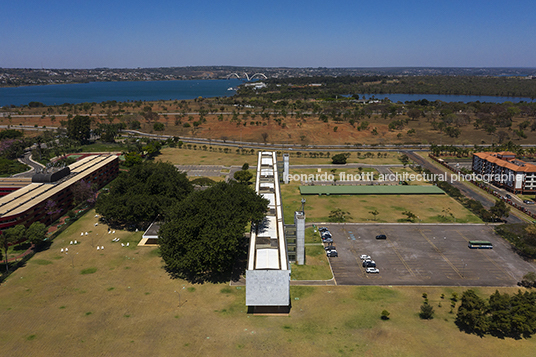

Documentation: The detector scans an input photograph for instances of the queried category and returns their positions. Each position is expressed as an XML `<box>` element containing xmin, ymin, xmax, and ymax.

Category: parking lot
<box><xmin>322</xmin><ymin>224</ymin><xmax>536</xmax><ymax>286</ymax></box>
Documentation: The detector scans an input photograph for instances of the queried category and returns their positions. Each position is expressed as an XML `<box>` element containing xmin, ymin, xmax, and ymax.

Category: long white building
<box><xmin>245</xmin><ymin>151</ymin><xmax>290</xmax><ymax>313</ymax></box>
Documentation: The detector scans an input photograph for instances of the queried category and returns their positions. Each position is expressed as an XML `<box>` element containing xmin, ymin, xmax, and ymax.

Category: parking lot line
<box><xmin>386</xmin><ymin>238</ymin><xmax>416</xmax><ymax>278</ymax></box>
<box><xmin>455</xmin><ymin>229</ymin><xmax>516</xmax><ymax>281</ymax></box>
<box><xmin>417</xmin><ymin>228</ymin><xmax>464</xmax><ymax>279</ymax></box>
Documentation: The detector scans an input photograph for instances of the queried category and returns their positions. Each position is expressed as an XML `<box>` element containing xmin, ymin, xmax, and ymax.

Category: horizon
<box><xmin>2</xmin><ymin>65</ymin><xmax>536</xmax><ymax>71</ymax></box>
<box><xmin>2</xmin><ymin>0</ymin><xmax>535</xmax><ymax>69</ymax></box>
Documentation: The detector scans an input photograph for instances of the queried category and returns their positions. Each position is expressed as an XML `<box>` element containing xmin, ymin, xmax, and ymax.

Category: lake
<box><xmin>0</xmin><ymin>79</ymin><xmax>534</xmax><ymax>106</ymax></box>
<box><xmin>0</xmin><ymin>79</ymin><xmax>243</xmax><ymax>107</ymax></box>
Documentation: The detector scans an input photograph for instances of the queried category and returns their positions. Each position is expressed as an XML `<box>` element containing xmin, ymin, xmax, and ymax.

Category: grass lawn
<box><xmin>281</xmin><ymin>181</ymin><xmax>482</xmax><ymax>224</ymax></box>
<box><xmin>158</xmin><ymin>147</ymin><xmax>257</xmax><ymax>166</ymax></box>
<box><xmin>0</xmin><ymin>209</ymin><xmax>535</xmax><ymax>356</ymax></box>
<box><xmin>157</xmin><ymin>147</ymin><xmax>404</xmax><ymax>167</ymax></box>
<box><xmin>78</xmin><ymin>142</ymin><xmax>126</xmax><ymax>153</ymax></box>
<box><xmin>290</xmin><ymin>228</ymin><xmax>333</xmax><ymax>281</ymax></box>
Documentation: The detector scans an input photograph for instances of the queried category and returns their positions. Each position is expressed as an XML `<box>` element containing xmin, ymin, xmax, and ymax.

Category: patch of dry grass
<box><xmin>281</xmin><ymin>181</ymin><xmax>482</xmax><ymax>224</ymax></box>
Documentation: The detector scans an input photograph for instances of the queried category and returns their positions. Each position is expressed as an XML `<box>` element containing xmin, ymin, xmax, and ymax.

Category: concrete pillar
<box><xmin>283</xmin><ymin>154</ymin><xmax>290</xmax><ymax>184</ymax></box>
<box><xmin>295</xmin><ymin>211</ymin><xmax>305</xmax><ymax>265</ymax></box>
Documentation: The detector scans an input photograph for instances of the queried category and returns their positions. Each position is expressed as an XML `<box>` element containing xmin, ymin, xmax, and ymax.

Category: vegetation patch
<box><xmin>80</xmin><ymin>267</ymin><xmax>97</xmax><ymax>275</ymax></box>
<box><xmin>29</xmin><ymin>259</ymin><xmax>53</xmax><ymax>265</ymax></box>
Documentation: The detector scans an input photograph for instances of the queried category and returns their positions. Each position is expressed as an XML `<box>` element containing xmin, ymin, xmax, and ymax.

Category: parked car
<box><xmin>505</xmin><ymin>194</ymin><xmax>512</xmax><ymax>199</ymax></box>
<box><xmin>360</xmin><ymin>255</ymin><xmax>371</xmax><ymax>260</ymax></box>
<box><xmin>326</xmin><ymin>250</ymin><xmax>338</xmax><ymax>257</ymax></box>
<box><xmin>324</xmin><ymin>245</ymin><xmax>336</xmax><ymax>251</ymax></box>
<box><xmin>524</xmin><ymin>200</ymin><xmax>535</xmax><ymax>204</ymax></box>
<box><xmin>322</xmin><ymin>237</ymin><xmax>333</xmax><ymax>243</ymax></box>
<box><xmin>363</xmin><ymin>260</ymin><xmax>376</xmax><ymax>267</ymax></box>
<box><xmin>321</xmin><ymin>232</ymin><xmax>332</xmax><ymax>239</ymax></box>
<box><xmin>376</xmin><ymin>234</ymin><xmax>387</xmax><ymax>240</ymax></box>
<box><xmin>318</xmin><ymin>227</ymin><xmax>329</xmax><ymax>233</ymax></box>
<box><xmin>366</xmin><ymin>268</ymin><xmax>380</xmax><ymax>274</ymax></box>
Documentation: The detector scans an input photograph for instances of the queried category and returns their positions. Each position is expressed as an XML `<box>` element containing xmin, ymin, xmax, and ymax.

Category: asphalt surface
<box><xmin>322</xmin><ymin>223</ymin><xmax>535</xmax><ymax>287</ymax></box>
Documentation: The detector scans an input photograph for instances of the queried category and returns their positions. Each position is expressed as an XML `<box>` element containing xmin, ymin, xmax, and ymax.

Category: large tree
<box><xmin>455</xmin><ymin>289</ymin><xmax>489</xmax><ymax>336</ymax></box>
<box><xmin>490</xmin><ymin>199</ymin><xmax>510</xmax><ymax>222</ymax></box>
<box><xmin>26</xmin><ymin>222</ymin><xmax>48</xmax><ymax>247</ymax></box>
<box><xmin>159</xmin><ymin>181</ymin><xmax>268</xmax><ymax>282</ymax></box>
<box><xmin>1</xmin><ymin>225</ymin><xmax>25</xmax><ymax>272</ymax></box>
<box><xmin>66</xmin><ymin>115</ymin><xmax>92</xmax><ymax>144</ymax></box>
<box><xmin>96</xmin><ymin>161</ymin><xmax>192</xmax><ymax>227</ymax></box>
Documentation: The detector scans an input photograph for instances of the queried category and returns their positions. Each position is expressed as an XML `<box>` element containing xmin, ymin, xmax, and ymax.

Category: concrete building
<box><xmin>472</xmin><ymin>152</ymin><xmax>536</xmax><ymax>194</ymax></box>
<box><xmin>0</xmin><ymin>155</ymin><xmax>119</xmax><ymax>231</ymax></box>
<box><xmin>246</xmin><ymin>151</ymin><xmax>290</xmax><ymax>313</ymax></box>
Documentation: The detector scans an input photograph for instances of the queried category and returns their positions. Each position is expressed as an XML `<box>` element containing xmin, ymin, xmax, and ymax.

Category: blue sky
<box><xmin>2</xmin><ymin>0</ymin><xmax>535</xmax><ymax>68</ymax></box>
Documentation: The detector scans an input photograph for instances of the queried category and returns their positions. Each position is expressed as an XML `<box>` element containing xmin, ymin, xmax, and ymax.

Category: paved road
<box><xmin>404</xmin><ymin>151</ymin><xmax>526</xmax><ymax>224</ymax></box>
<box><xmin>14</xmin><ymin>153</ymin><xmax>45</xmax><ymax>178</ymax></box>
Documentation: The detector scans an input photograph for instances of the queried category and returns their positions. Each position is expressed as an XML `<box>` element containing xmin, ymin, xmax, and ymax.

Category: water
<box><xmin>0</xmin><ymin>79</ymin><xmax>243</xmax><ymax>106</ymax></box>
<box><xmin>0</xmin><ymin>79</ymin><xmax>534</xmax><ymax>106</ymax></box>
<box><xmin>357</xmin><ymin>93</ymin><xmax>534</xmax><ymax>104</ymax></box>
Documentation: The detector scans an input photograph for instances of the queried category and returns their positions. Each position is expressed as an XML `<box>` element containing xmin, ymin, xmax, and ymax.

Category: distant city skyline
<box><xmin>2</xmin><ymin>0</ymin><xmax>535</xmax><ymax>69</ymax></box>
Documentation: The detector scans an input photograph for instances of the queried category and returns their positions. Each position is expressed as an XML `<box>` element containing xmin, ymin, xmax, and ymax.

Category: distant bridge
<box><xmin>226</xmin><ymin>72</ymin><xmax>268</xmax><ymax>81</ymax></box>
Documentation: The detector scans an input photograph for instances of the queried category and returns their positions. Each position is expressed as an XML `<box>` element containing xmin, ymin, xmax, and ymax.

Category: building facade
<box><xmin>0</xmin><ymin>155</ymin><xmax>119</xmax><ymax>231</ymax></box>
<box><xmin>472</xmin><ymin>152</ymin><xmax>536</xmax><ymax>194</ymax></box>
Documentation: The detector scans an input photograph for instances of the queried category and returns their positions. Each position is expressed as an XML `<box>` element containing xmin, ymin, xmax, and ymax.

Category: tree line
<box><xmin>456</xmin><ymin>289</ymin><xmax>536</xmax><ymax>339</ymax></box>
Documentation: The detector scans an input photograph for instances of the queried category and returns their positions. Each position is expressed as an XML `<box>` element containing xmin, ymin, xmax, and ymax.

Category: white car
<box><xmin>366</xmin><ymin>268</ymin><xmax>380</xmax><ymax>274</ymax></box>
<box><xmin>360</xmin><ymin>255</ymin><xmax>371</xmax><ymax>260</ymax></box>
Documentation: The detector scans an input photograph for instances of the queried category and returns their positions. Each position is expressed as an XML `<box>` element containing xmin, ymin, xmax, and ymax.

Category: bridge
<box><xmin>226</xmin><ymin>72</ymin><xmax>268</xmax><ymax>81</ymax></box>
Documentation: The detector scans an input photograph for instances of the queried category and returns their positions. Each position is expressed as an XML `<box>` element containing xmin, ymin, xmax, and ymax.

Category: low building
<box><xmin>0</xmin><ymin>155</ymin><xmax>119</xmax><ymax>231</ymax></box>
<box><xmin>472</xmin><ymin>152</ymin><xmax>536</xmax><ymax>194</ymax></box>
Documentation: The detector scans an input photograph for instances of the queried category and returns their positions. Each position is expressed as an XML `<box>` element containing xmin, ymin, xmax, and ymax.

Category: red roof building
<box><xmin>472</xmin><ymin>152</ymin><xmax>536</xmax><ymax>194</ymax></box>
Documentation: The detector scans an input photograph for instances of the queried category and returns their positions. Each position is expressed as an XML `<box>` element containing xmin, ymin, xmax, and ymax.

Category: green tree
<box><xmin>96</xmin><ymin>162</ymin><xmax>192</xmax><ymax>227</ymax></box>
<box><xmin>123</xmin><ymin>152</ymin><xmax>143</xmax><ymax>167</ymax></box>
<box><xmin>419</xmin><ymin>301</ymin><xmax>435</xmax><ymax>319</ymax></box>
<box><xmin>66</xmin><ymin>115</ymin><xmax>91</xmax><ymax>144</ymax></box>
<box><xmin>455</xmin><ymin>289</ymin><xmax>489</xmax><ymax>336</ymax></box>
<box><xmin>153</xmin><ymin>122</ymin><xmax>165</xmax><ymax>131</ymax></box>
<box><xmin>402</xmin><ymin>210</ymin><xmax>417</xmax><ymax>222</ymax></box>
<box><xmin>400</xmin><ymin>154</ymin><xmax>410</xmax><ymax>167</ymax></box>
<box><xmin>233</xmin><ymin>170</ymin><xmax>253</xmax><ymax>184</ymax></box>
<box><xmin>369</xmin><ymin>209</ymin><xmax>379</xmax><ymax>221</ymax></box>
<box><xmin>490</xmin><ymin>199</ymin><xmax>510</xmax><ymax>222</ymax></box>
<box><xmin>26</xmin><ymin>222</ymin><xmax>48</xmax><ymax>247</ymax></box>
<box><xmin>332</xmin><ymin>153</ymin><xmax>349</xmax><ymax>165</ymax></box>
<box><xmin>329</xmin><ymin>208</ymin><xmax>350</xmax><ymax>222</ymax></box>
<box><xmin>159</xmin><ymin>181</ymin><xmax>268</xmax><ymax>282</ymax></box>
<box><xmin>1</xmin><ymin>225</ymin><xmax>25</xmax><ymax>272</ymax></box>
<box><xmin>381</xmin><ymin>310</ymin><xmax>390</xmax><ymax>320</ymax></box>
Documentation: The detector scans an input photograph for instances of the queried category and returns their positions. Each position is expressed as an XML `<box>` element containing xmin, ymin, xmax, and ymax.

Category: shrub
<box><xmin>381</xmin><ymin>310</ymin><xmax>390</xmax><ymax>320</ymax></box>
<box><xmin>420</xmin><ymin>301</ymin><xmax>434</xmax><ymax>319</ymax></box>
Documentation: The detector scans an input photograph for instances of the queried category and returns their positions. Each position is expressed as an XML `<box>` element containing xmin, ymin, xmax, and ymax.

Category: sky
<box><xmin>1</xmin><ymin>0</ymin><xmax>535</xmax><ymax>69</ymax></box>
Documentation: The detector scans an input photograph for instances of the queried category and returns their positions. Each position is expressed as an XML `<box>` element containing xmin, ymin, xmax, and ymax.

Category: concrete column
<box><xmin>295</xmin><ymin>211</ymin><xmax>305</xmax><ymax>265</ymax></box>
<box><xmin>283</xmin><ymin>154</ymin><xmax>290</xmax><ymax>184</ymax></box>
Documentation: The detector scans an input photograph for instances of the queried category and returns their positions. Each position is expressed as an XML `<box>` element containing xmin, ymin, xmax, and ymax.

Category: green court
<box><xmin>299</xmin><ymin>185</ymin><xmax>445</xmax><ymax>195</ymax></box>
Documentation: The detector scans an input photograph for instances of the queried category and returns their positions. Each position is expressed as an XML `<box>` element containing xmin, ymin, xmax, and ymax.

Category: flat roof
<box><xmin>0</xmin><ymin>178</ymin><xmax>32</xmax><ymax>188</ymax></box>
<box><xmin>299</xmin><ymin>185</ymin><xmax>445</xmax><ymax>195</ymax></box>
<box><xmin>255</xmin><ymin>249</ymin><xmax>280</xmax><ymax>269</ymax></box>
<box><xmin>248</xmin><ymin>151</ymin><xmax>288</xmax><ymax>271</ymax></box>
<box><xmin>0</xmin><ymin>155</ymin><xmax>117</xmax><ymax>217</ymax></box>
